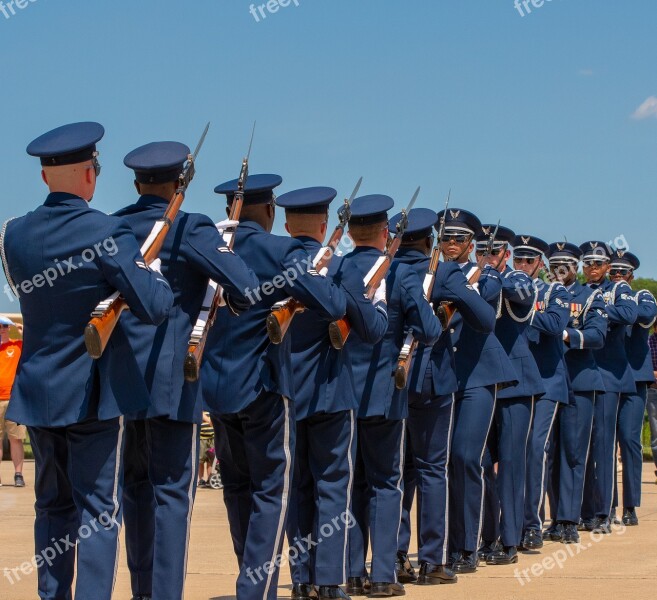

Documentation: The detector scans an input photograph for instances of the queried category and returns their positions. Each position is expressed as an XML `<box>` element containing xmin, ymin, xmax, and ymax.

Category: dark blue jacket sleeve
<box><xmin>281</xmin><ymin>243</ymin><xmax>347</xmax><ymax>321</ymax></box>
<box><xmin>182</xmin><ymin>215</ymin><xmax>259</xmax><ymax>311</ymax></box>
<box><xmin>336</xmin><ymin>261</ymin><xmax>388</xmax><ymax>344</ymax></box>
<box><xmin>604</xmin><ymin>282</ymin><xmax>639</xmax><ymax>325</ymax></box>
<box><xmin>503</xmin><ymin>271</ymin><xmax>536</xmax><ymax>308</ymax></box>
<box><xmin>565</xmin><ymin>292</ymin><xmax>607</xmax><ymax>350</ymax></box>
<box><xmin>400</xmin><ymin>267</ymin><xmax>441</xmax><ymax>345</ymax></box>
<box><xmin>99</xmin><ymin>219</ymin><xmax>173</xmax><ymax>325</ymax></box>
<box><xmin>477</xmin><ymin>266</ymin><xmax>503</xmax><ymax>307</ymax></box>
<box><xmin>530</xmin><ymin>283</ymin><xmax>570</xmax><ymax>337</ymax></box>
<box><xmin>634</xmin><ymin>290</ymin><xmax>656</xmax><ymax>326</ymax></box>
<box><xmin>431</xmin><ymin>262</ymin><xmax>495</xmax><ymax>333</ymax></box>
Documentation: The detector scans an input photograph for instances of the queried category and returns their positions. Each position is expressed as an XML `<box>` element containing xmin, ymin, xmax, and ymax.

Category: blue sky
<box><xmin>1</xmin><ymin>0</ymin><xmax>655</xmax><ymax>311</ymax></box>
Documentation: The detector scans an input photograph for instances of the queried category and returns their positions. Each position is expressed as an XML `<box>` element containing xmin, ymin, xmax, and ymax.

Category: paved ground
<box><xmin>1</xmin><ymin>461</ymin><xmax>656</xmax><ymax>599</ymax></box>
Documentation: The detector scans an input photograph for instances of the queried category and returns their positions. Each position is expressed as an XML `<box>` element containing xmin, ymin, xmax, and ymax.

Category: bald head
<box><xmin>41</xmin><ymin>160</ymin><xmax>97</xmax><ymax>201</ymax></box>
<box><xmin>284</xmin><ymin>211</ymin><xmax>328</xmax><ymax>243</ymax></box>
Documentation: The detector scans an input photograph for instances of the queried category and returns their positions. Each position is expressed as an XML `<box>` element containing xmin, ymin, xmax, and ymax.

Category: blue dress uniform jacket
<box><xmin>626</xmin><ymin>289</ymin><xmax>657</xmax><ymax>383</ymax></box>
<box><xmin>451</xmin><ymin>263</ymin><xmax>518</xmax><ymax>390</ymax></box>
<box><xmin>114</xmin><ymin>195</ymin><xmax>259</xmax><ymax>423</ymax></box>
<box><xmin>563</xmin><ymin>281</ymin><xmax>607</xmax><ymax>392</ymax></box>
<box><xmin>202</xmin><ymin>220</ymin><xmax>346</xmax><ymax>415</ymax></box>
<box><xmin>345</xmin><ymin>246</ymin><xmax>441</xmax><ymax>420</ymax></box>
<box><xmin>4</xmin><ymin>193</ymin><xmax>174</xmax><ymax>427</ymax></box>
<box><xmin>392</xmin><ymin>249</ymin><xmax>496</xmax><ymax>398</ymax></box>
<box><xmin>592</xmin><ymin>279</ymin><xmax>639</xmax><ymax>393</ymax></box>
<box><xmin>495</xmin><ymin>268</ymin><xmax>545</xmax><ymax>399</ymax></box>
<box><xmin>527</xmin><ymin>280</ymin><xmax>571</xmax><ymax>402</ymax></box>
<box><xmin>291</xmin><ymin>238</ymin><xmax>388</xmax><ymax>419</ymax></box>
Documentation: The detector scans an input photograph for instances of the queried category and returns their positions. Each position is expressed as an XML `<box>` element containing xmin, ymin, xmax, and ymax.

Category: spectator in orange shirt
<box><xmin>0</xmin><ymin>315</ymin><xmax>25</xmax><ymax>487</ymax></box>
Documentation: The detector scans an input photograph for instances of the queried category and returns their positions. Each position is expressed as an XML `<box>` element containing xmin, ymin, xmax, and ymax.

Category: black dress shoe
<box><xmin>131</xmin><ymin>597</ymin><xmax>151</xmax><ymax>600</ymax></box>
<box><xmin>521</xmin><ymin>529</ymin><xmax>543</xmax><ymax>550</ymax></box>
<box><xmin>346</xmin><ymin>578</ymin><xmax>370</xmax><ymax>596</ymax></box>
<box><xmin>543</xmin><ymin>522</ymin><xmax>564</xmax><ymax>542</ymax></box>
<box><xmin>318</xmin><ymin>585</ymin><xmax>351</xmax><ymax>600</ymax></box>
<box><xmin>486</xmin><ymin>546</ymin><xmax>518</xmax><ymax>565</ymax></box>
<box><xmin>417</xmin><ymin>562</ymin><xmax>458</xmax><ymax>584</ymax></box>
<box><xmin>446</xmin><ymin>551</ymin><xmax>462</xmax><ymax>569</ymax></box>
<box><xmin>452</xmin><ymin>551</ymin><xmax>478</xmax><ymax>574</ymax></box>
<box><xmin>561</xmin><ymin>523</ymin><xmax>580</xmax><ymax>544</ymax></box>
<box><xmin>592</xmin><ymin>517</ymin><xmax>612</xmax><ymax>534</ymax></box>
<box><xmin>395</xmin><ymin>552</ymin><xmax>417</xmax><ymax>583</ymax></box>
<box><xmin>292</xmin><ymin>583</ymin><xmax>319</xmax><ymax>600</ymax></box>
<box><xmin>368</xmin><ymin>582</ymin><xmax>405</xmax><ymax>597</ymax></box>
<box><xmin>622</xmin><ymin>508</ymin><xmax>639</xmax><ymax>526</ymax></box>
<box><xmin>477</xmin><ymin>539</ymin><xmax>500</xmax><ymax>562</ymax></box>
<box><xmin>610</xmin><ymin>510</ymin><xmax>621</xmax><ymax>525</ymax></box>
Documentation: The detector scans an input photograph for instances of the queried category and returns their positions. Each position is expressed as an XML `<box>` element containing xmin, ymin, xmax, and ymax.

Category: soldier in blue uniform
<box><xmin>475</xmin><ymin>226</ymin><xmax>545</xmax><ymax>565</ymax></box>
<box><xmin>513</xmin><ymin>235</ymin><xmax>571</xmax><ymax>550</ymax></box>
<box><xmin>609</xmin><ymin>250</ymin><xmax>656</xmax><ymax>526</ymax></box>
<box><xmin>275</xmin><ymin>186</ymin><xmax>387</xmax><ymax>600</ymax></box>
<box><xmin>205</xmin><ymin>175</ymin><xmax>346</xmax><ymax>600</ymax></box>
<box><xmin>579</xmin><ymin>241</ymin><xmax>638</xmax><ymax>533</ymax></box>
<box><xmin>544</xmin><ymin>242</ymin><xmax>607</xmax><ymax>544</ymax></box>
<box><xmin>392</xmin><ymin>209</ymin><xmax>496</xmax><ymax>586</ymax></box>
<box><xmin>434</xmin><ymin>209</ymin><xmax>517</xmax><ymax>574</ymax></box>
<box><xmin>1</xmin><ymin>122</ymin><xmax>174</xmax><ymax>600</ymax></box>
<box><xmin>114</xmin><ymin>141</ymin><xmax>259</xmax><ymax>600</ymax></box>
<box><xmin>345</xmin><ymin>195</ymin><xmax>441</xmax><ymax>598</ymax></box>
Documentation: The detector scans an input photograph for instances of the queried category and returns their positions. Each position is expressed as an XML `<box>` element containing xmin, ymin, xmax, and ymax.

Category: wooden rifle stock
<box><xmin>84</xmin><ymin>191</ymin><xmax>186</xmax><ymax>359</ymax></box>
<box><xmin>328</xmin><ymin>236</ymin><xmax>402</xmax><ymax>350</ymax></box>
<box><xmin>435</xmin><ymin>265</ymin><xmax>482</xmax><ymax>330</ymax></box>
<box><xmin>394</xmin><ymin>246</ymin><xmax>441</xmax><ymax>390</ymax></box>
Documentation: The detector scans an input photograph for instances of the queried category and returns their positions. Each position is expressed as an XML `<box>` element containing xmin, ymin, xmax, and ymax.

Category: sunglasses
<box><xmin>583</xmin><ymin>260</ymin><xmax>607</xmax><ymax>268</ymax></box>
<box><xmin>610</xmin><ymin>268</ymin><xmax>632</xmax><ymax>276</ymax></box>
<box><xmin>475</xmin><ymin>248</ymin><xmax>503</xmax><ymax>256</ymax></box>
<box><xmin>513</xmin><ymin>256</ymin><xmax>538</xmax><ymax>265</ymax></box>
<box><xmin>86</xmin><ymin>151</ymin><xmax>101</xmax><ymax>177</ymax></box>
<box><xmin>442</xmin><ymin>233</ymin><xmax>470</xmax><ymax>244</ymax></box>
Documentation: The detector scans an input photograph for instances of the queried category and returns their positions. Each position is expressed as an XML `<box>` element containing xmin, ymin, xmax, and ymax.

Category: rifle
<box><xmin>327</xmin><ymin>187</ymin><xmax>420</xmax><ymax>350</ymax></box>
<box><xmin>394</xmin><ymin>190</ymin><xmax>450</xmax><ymax>390</ymax></box>
<box><xmin>266</xmin><ymin>177</ymin><xmax>363</xmax><ymax>344</ymax></box>
<box><xmin>183</xmin><ymin>123</ymin><xmax>256</xmax><ymax>382</ymax></box>
<box><xmin>84</xmin><ymin>123</ymin><xmax>210</xmax><ymax>359</ymax></box>
<box><xmin>434</xmin><ymin>220</ymin><xmax>500</xmax><ymax>330</ymax></box>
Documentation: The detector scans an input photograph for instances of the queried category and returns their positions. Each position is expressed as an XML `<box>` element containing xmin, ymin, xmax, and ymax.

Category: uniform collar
<box><xmin>136</xmin><ymin>194</ymin><xmax>169</xmax><ymax>207</ymax></box>
<box><xmin>294</xmin><ymin>235</ymin><xmax>322</xmax><ymax>250</ymax></box>
<box><xmin>44</xmin><ymin>192</ymin><xmax>88</xmax><ymax>208</ymax></box>
<box><xmin>238</xmin><ymin>220</ymin><xmax>267</xmax><ymax>233</ymax></box>
<box><xmin>351</xmin><ymin>245</ymin><xmax>384</xmax><ymax>256</ymax></box>
<box><xmin>395</xmin><ymin>248</ymin><xmax>428</xmax><ymax>259</ymax></box>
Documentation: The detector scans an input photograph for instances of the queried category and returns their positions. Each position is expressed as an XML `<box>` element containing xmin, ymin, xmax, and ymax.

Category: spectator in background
<box><xmin>198</xmin><ymin>412</ymin><xmax>215</xmax><ymax>488</ymax></box>
<box><xmin>0</xmin><ymin>315</ymin><xmax>25</xmax><ymax>487</ymax></box>
<box><xmin>647</xmin><ymin>323</ymin><xmax>657</xmax><ymax>483</ymax></box>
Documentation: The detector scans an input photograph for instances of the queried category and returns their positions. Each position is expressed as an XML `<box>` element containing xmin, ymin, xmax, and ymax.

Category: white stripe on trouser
<box><xmin>394</xmin><ymin>421</ymin><xmax>407</xmax><ymax>583</ymax></box>
<box><xmin>181</xmin><ymin>423</ymin><xmax>198</xmax><ymax>600</ymax></box>
<box><xmin>535</xmin><ymin>402</ymin><xmax>559</xmax><ymax>527</ymax></box>
<box><xmin>111</xmin><ymin>416</ymin><xmax>125</xmax><ymax>595</ymax></box>
<box><xmin>523</xmin><ymin>397</ymin><xmax>535</xmax><ymax>509</ymax></box>
<box><xmin>578</xmin><ymin>392</ymin><xmax>596</xmax><ymax>513</ymax></box>
<box><xmin>342</xmin><ymin>411</ymin><xmax>356</xmax><ymax>583</ymax></box>
<box><xmin>476</xmin><ymin>389</ymin><xmax>497</xmax><ymax>547</ymax></box>
<box><xmin>606</xmin><ymin>394</ymin><xmax>620</xmax><ymax>517</ymax></box>
<box><xmin>263</xmin><ymin>397</ymin><xmax>292</xmax><ymax>600</ymax></box>
<box><xmin>440</xmin><ymin>394</ymin><xmax>456</xmax><ymax>564</ymax></box>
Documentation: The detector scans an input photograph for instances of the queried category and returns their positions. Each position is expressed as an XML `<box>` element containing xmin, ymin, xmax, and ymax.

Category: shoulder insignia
<box><xmin>217</xmin><ymin>246</ymin><xmax>234</xmax><ymax>254</ymax></box>
<box><xmin>135</xmin><ymin>260</ymin><xmax>149</xmax><ymax>271</ymax></box>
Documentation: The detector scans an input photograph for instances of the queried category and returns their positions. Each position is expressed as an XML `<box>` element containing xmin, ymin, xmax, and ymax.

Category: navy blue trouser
<box><xmin>349</xmin><ymin>416</ymin><xmax>405</xmax><ymax>583</ymax></box>
<box><xmin>617</xmin><ymin>383</ymin><xmax>647</xmax><ymax>509</ymax></box>
<box><xmin>123</xmin><ymin>417</ymin><xmax>199</xmax><ymax>600</ymax></box>
<box><xmin>449</xmin><ymin>385</ymin><xmax>496</xmax><ymax>554</ymax></box>
<box><xmin>213</xmin><ymin>392</ymin><xmax>295</xmax><ymax>600</ymax></box>
<box><xmin>582</xmin><ymin>391</ymin><xmax>620</xmax><ymax>520</ymax></box>
<box><xmin>555</xmin><ymin>392</ymin><xmax>595</xmax><ymax>523</ymax></box>
<box><xmin>523</xmin><ymin>398</ymin><xmax>559</xmax><ymax>533</ymax></box>
<box><xmin>28</xmin><ymin>417</ymin><xmax>125</xmax><ymax>600</ymax></box>
<box><xmin>486</xmin><ymin>397</ymin><xmax>535</xmax><ymax>547</ymax></box>
<box><xmin>398</xmin><ymin>422</ymin><xmax>416</xmax><ymax>555</ymax></box>
<box><xmin>286</xmin><ymin>410</ymin><xmax>356</xmax><ymax>586</ymax></box>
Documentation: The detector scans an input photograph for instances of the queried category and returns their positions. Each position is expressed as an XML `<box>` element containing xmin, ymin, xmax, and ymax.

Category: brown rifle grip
<box><xmin>394</xmin><ymin>338</ymin><xmax>418</xmax><ymax>390</ymax></box>
<box><xmin>267</xmin><ymin>302</ymin><xmax>300</xmax><ymax>345</ymax></box>
<box><xmin>84</xmin><ymin>298</ymin><xmax>128</xmax><ymax>359</ymax></box>
<box><xmin>183</xmin><ymin>345</ymin><xmax>202</xmax><ymax>382</ymax></box>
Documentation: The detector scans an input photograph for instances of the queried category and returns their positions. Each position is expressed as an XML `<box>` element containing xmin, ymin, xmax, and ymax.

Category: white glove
<box><xmin>217</xmin><ymin>285</ymin><xmax>227</xmax><ymax>307</ymax></box>
<box><xmin>373</xmin><ymin>279</ymin><xmax>387</xmax><ymax>305</ymax></box>
<box><xmin>215</xmin><ymin>219</ymin><xmax>239</xmax><ymax>235</ymax></box>
<box><xmin>149</xmin><ymin>258</ymin><xmax>163</xmax><ymax>275</ymax></box>
<box><xmin>562</xmin><ymin>330</ymin><xmax>569</xmax><ymax>341</ymax></box>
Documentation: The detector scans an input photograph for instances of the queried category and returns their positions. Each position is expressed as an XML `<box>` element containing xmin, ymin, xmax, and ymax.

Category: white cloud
<box><xmin>631</xmin><ymin>96</ymin><xmax>657</xmax><ymax>120</ymax></box>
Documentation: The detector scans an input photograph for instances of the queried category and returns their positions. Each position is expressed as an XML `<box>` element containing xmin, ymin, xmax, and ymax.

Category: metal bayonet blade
<box><xmin>192</xmin><ymin>122</ymin><xmax>211</xmax><ymax>161</ymax></box>
<box><xmin>246</xmin><ymin>121</ymin><xmax>256</xmax><ymax>161</ymax></box>
<box><xmin>346</xmin><ymin>176</ymin><xmax>363</xmax><ymax>206</ymax></box>
<box><xmin>404</xmin><ymin>186</ymin><xmax>421</xmax><ymax>215</ymax></box>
